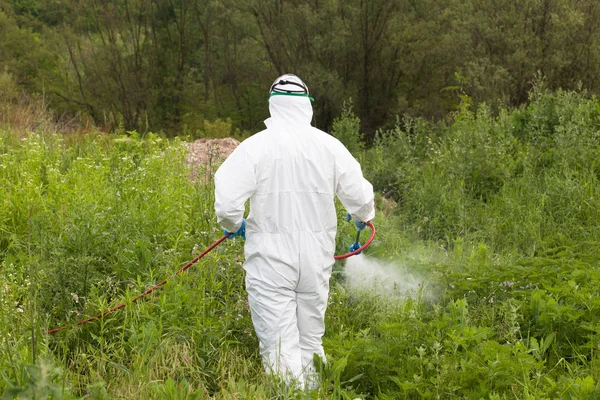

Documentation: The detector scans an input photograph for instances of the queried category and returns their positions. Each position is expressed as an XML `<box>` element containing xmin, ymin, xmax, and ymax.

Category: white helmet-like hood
<box><xmin>265</xmin><ymin>74</ymin><xmax>313</xmax><ymax>129</ymax></box>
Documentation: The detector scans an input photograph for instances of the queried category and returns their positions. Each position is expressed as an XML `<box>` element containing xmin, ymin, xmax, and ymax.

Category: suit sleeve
<box><xmin>335</xmin><ymin>145</ymin><xmax>375</xmax><ymax>223</ymax></box>
<box><xmin>214</xmin><ymin>144</ymin><xmax>257</xmax><ymax>233</ymax></box>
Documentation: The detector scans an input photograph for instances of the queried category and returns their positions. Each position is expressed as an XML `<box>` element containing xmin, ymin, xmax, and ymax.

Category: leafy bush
<box><xmin>332</xmin><ymin>100</ymin><xmax>364</xmax><ymax>156</ymax></box>
<box><xmin>352</xmin><ymin>88</ymin><xmax>600</xmax><ymax>255</ymax></box>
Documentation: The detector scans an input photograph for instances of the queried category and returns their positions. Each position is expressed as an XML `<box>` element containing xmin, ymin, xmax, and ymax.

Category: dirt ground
<box><xmin>185</xmin><ymin>137</ymin><xmax>240</xmax><ymax>181</ymax></box>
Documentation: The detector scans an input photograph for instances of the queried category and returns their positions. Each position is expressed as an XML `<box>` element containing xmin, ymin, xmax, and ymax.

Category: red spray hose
<box><xmin>46</xmin><ymin>222</ymin><xmax>376</xmax><ymax>335</ymax></box>
<box><xmin>334</xmin><ymin>221</ymin><xmax>376</xmax><ymax>260</ymax></box>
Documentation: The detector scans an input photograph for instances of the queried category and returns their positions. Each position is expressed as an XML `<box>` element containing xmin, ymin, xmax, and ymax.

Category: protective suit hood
<box><xmin>265</xmin><ymin>73</ymin><xmax>313</xmax><ymax>129</ymax></box>
<box><xmin>265</xmin><ymin>95</ymin><xmax>313</xmax><ymax>129</ymax></box>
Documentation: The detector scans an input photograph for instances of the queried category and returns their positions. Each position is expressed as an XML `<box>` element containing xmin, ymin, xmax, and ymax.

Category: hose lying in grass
<box><xmin>46</xmin><ymin>222</ymin><xmax>376</xmax><ymax>334</ymax></box>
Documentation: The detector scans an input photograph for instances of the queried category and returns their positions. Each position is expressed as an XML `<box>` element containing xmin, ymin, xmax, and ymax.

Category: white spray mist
<box><xmin>343</xmin><ymin>254</ymin><xmax>430</xmax><ymax>300</ymax></box>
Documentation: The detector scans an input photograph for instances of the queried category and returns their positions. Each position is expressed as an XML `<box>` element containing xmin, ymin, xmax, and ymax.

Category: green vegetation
<box><xmin>2</xmin><ymin>85</ymin><xmax>600</xmax><ymax>398</ymax></box>
<box><xmin>2</xmin><ymin>0</ymin><xmax>600</xmax><ymax>138</ymax></box>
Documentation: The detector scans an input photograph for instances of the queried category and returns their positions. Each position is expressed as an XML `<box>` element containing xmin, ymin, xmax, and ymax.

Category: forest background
<box><xmin>2</xmin><ymin>0</ymin><xmax>600</xmax><ymax>139</ymax></box>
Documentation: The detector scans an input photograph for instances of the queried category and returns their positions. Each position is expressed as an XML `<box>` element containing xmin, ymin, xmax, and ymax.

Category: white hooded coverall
<box><xmin>214</xmin><ymin>76</ymin><xmax>375</xmax><ymax>387</ymax></box>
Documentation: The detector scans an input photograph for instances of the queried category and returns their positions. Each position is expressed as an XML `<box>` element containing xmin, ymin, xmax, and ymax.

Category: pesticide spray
<box><xmin>343</xmin><ymin>254</ymin><xmax>432</xmax><ymax>300</ymax></box>
<box><xmin>338</xmin><ymin>219</ymin><xmax>432</xmax><ymax>300</ymax></box>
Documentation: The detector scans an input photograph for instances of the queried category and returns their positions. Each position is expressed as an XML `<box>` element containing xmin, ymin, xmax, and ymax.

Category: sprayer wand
<box><xmin>352</xmin><ymin>229</ymin><xmax>362</xmax><ymax>251</ymax></box>
<box><xmin>346</xmin><ymin>213</ymin><xmax>368</xmax><ymax>254</ymax></box>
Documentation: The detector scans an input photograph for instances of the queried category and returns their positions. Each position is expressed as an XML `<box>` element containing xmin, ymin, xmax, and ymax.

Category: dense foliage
<box><xmin>1</xmin><ymin>87</ymin><xmax>600</xmax><ymax>398</ymax></box>
<box><xmin>2</xmin><ymin>0</ymin><xmax>600</xmax><ymax>138</ymax></box>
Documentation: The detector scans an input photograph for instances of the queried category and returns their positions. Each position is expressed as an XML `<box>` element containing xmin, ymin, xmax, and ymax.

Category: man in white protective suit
<box><xmin>214</xmin><ymin>74</ymin><xmax>375</xmax><ymax>389</ymax></box>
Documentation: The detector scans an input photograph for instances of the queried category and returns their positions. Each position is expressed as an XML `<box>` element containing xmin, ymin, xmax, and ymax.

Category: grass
<box><xmin>2</xmin><ymin>86</ymin><xmax>600</xmax><ymax>398</ymax></box>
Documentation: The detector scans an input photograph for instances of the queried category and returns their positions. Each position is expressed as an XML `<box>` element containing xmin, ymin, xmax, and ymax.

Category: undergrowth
<box><xmin>1</xmin><ymin>86</ymin><xmax>600</xmax><ymax>398</ymax></box>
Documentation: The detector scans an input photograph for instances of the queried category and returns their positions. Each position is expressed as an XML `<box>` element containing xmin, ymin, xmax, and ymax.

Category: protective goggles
<box><xmin>269</xmin><ymin>79</ymin><xmax>314</xmax><ymax>102</ymax></box>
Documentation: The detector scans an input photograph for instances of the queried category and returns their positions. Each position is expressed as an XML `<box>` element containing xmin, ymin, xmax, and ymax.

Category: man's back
<box><xmin>237</xmin><ymin>124</ymin><xmax>342</xmax><ymax>235</ymax></box>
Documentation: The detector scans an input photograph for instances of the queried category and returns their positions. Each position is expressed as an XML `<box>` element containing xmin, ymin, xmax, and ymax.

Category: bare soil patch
<box><xmin>185</xmin><ymin>137</ymin><xmax>240</xmax><ymax>181</ymax></box>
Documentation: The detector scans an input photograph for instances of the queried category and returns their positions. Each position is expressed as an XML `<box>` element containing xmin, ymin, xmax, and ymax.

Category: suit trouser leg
<box><xmin>246</xmin><ymin>277</ymin><xmax>304</xmax><ymax>386</ymax></box>
<box><xmin>296</xmin><ymin>276</ymin><xmax>329</xmax><ymax>389</ymax></box>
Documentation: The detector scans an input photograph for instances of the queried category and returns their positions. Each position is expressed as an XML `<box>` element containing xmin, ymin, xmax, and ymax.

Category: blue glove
<box><xmin>354</xmin><ymin>220</ymin><xmax>367</xmax><ymax>232</ymax></box>
<box><xmin>224</xmin><ymin>219</ymin><xmax>246</xmax><ymax>240</ymax></box>
<box><xmin>346</xmin><ymin>212</ymin><xmax>367</xmax><ymax>231</ymax></box>
<box><xmin>349</xmin><ymin>242</ymin><xmax>362</xmax><ymax>254</ymax></box>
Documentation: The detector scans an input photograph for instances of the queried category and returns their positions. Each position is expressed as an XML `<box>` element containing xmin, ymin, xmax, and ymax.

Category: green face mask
<box><xmin>269</xmin><ymin>92</ymin><xmax>315</xmax><ymax>102</ymax></box>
